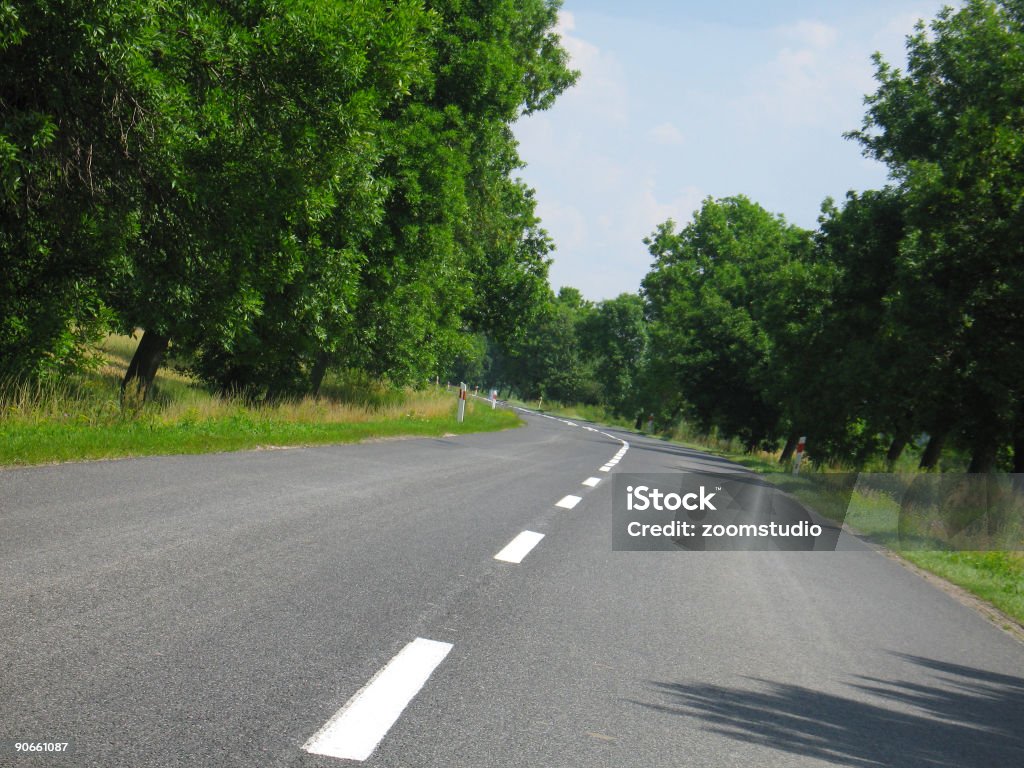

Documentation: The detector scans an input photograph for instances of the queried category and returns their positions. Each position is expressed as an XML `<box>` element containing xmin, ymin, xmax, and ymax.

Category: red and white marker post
<box><xmin>457</xmin><ymin>382</ymin><xmax>467</xmax><ymax>423</ymax></box>
<box><xmin>792</xmin><ymin>436</ymin><xmax>807</xmax><ymax>474</ymax></box>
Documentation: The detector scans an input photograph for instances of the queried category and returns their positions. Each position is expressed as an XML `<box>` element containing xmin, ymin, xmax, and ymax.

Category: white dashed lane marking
<box><xmin>300</xmin><ymin>407</ymin><xmax>630</xmax><ymax>763</ymax></box>
<box><xmin>494</xmin><ymin>531</ymin><xmax>545</xmax><ymax>564</ymax></box>
<box><xmin>303</xmin><ymin>638</ymin><xmax>453</xmax><ymax>762</ymax></box>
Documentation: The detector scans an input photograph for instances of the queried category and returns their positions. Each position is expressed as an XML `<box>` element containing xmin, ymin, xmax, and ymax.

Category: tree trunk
<box><xmin>1012</xmin><ymin>419</ymin><xmax>1024</xmax><ymax>494</ymax></box>
<box><xmin>309</xmin><ymin>350</ymin><xmax>330</xmax><ymax>396</ymax></box>
<box><xmin>968</xmin><ymin>441</ymin><xmax>997</xmax><ymax>474</ymax></box>
<box><xmin>886</xmin><ymin>434</ymin><xmax>909</xmax><ymax>468</ymax></box>
<box><xmin>779</xmin><ymin>433</ymin><xmax>798</xmax><ymax>463</ymax></box>
<box><xmin>919</xmin><ymin>430</ymin><xmax>946</xmax><ymax>470</ymax></box>
<box><xmin>121</xmin><ymin>331</ymin><xmax>169</xmax><ymax>404</ymax></box>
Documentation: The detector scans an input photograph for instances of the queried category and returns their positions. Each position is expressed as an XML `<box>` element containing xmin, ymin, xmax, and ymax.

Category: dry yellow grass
<box><xmin>1</xmin><ymin>334</ymin><xmax>519</xmax><ymax>466</ymax></box>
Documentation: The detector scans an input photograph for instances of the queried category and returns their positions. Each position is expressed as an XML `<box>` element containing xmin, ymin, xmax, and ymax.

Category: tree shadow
<box><xmin>630</xmin><ymin>653</ymin><xmax>1024</xmax><ymax>767</ymax></box>
<box><xmin>627</xmin><ymin>439</ymin><xmax>746</xmax><ymax>469</ymax></box>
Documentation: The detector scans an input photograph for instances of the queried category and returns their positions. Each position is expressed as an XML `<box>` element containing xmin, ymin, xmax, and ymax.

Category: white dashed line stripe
<box><xmin>582</xmin><ymin>477</ymin><xmax>601</xmax><ymax>487</ymax></box>
<box><xmin>600</xmin><ymin>466</ymin><xmax>611</xmax><ymax>472</ymax></box>
<box><xmin>303</xmin><ymin>638</ymin><xmax>453</xmax><ymax>762</ymax></box>
<box><xmin>494</xmin><ymin>531</ymin><xmax>545</xmax><ymax>564</ymax></box>
<box><xmin>555</xmin><ymin>494</ymin><xmax>582</xmax><ymax>509</ymax></box>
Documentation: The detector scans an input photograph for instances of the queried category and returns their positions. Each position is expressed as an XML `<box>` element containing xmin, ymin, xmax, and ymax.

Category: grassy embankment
<box><xmin>0</xmin><ymin>335</ymin><xmax>520</xmax><ymax>467</ymax></box>
<box><xmin>528</xmin><ymin>398</ymin><xmax>1024</xmax><ymax>628</ymax></box>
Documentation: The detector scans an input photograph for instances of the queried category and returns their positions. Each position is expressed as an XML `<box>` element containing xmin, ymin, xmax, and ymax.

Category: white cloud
<box><xmin>649</xmin><ymin>122</ymin><xmax>685</xmax><ymax>146</ymax></box>
<box><xmin>515</xmin><ymin>4</ymin><xmax>942</xmax><ymax>299</ymax></box>
<box><xmin>554</xmin><ymin>11</ymin><xmax>629</xmax><ymax>124</ymax></box>
<box><xmin>737</xmin><ymin>20</ymin><xmax>872</xmax><ymax>128</ymax></box>
<box><xmin>783</xmin><ymin>20</ymin><xmax>839</xmax><ymax>50</ymax></box>
<box><xmin>515</xmin><ymin>14</ymin><xmax>707</xmax><ymax>298</ymax></box>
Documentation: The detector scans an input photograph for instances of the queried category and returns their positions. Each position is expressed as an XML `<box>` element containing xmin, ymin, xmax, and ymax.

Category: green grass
<box><xmin>0</xmin><ymin>336</ymin><xmax>520</xmax><ymax>466</ymax></box>
<box><xmin>902</xmin><ymin>551</ymin><xmax>1024</xmax><ymax>624</ymax></box>
<box><xmin>0</xmin><ymin>400</ymin><xmax>519</xmax><ymax>466</ymax></box>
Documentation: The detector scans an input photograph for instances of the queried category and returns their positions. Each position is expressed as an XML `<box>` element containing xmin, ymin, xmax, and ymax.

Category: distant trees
<box><xmin>490</xmin><ymin>2</ymin><xmax>1024</xmax><ymax>473</ymax></box>
<box><xmin>578</xmin><ymin>293</ymin><xmax>647</xmax><ymax>416</ymax></box>
<box><xmin>641</xmin><ymin>196</ymin><xmax>814</xmax><ymax>450</ymax></box>
<box><xmin>621</xmin><ymin>0</ymin><xmax>1024</xmax><ymax>472</ymax></box>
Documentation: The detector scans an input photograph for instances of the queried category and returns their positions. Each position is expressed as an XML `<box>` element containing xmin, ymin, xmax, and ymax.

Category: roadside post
<box><xmin>490</xmin><ymin>389</ymin><xmax>497</xmax><ymax>409</ymax></box>
<box><xmin>792</xmin><ymin>436</ymin><xmax>807</xmax><ymax>474</ymax></box>
<box><xmin>457</xmin><ymin>382</ymin><xmax>467</xmax><ymax>423</ymax></box>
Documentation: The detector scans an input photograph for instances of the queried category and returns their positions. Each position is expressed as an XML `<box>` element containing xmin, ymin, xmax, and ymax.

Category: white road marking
<box><xmin>555</xmin><ymin>494</ymin><xmax>582</xmax><ymax>509</ymax></box>
<box><xmin>303</xmin><ymin>638</ymin><xmax>453</xmax><ymax>761</ymax></box>
<box><xmin>600</xmin><ymin>466</ymin><xmax>611</xmax><ymax>472</ymax></box>
<box><xmin>582</xmin><ymin>477</ymin><xmax>601</xmax><ymax>487</ymax></box>
<box><xmin>494</xmin><ymin>531</ymin><xmax>545</xmax><ymax>564</ymax></box>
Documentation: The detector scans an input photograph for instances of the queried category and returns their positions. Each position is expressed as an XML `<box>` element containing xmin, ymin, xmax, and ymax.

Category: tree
<box><xmin>495</xmin><ymin>286</ymin><xmax>595</xmax><ymax>402</ymax></box>
<box><xmin>782</xmin><ymin>189</ymin><xmax>908</xmax><ymax>464</ymax></box>
<box><xmin>119</xmin><ymin>0</ymin><xmax>434</xmax><ymax>400</ymax></box>
<box><xmin>0</xmin><ymin>0</ymin><xmax>155</xmax><ymax>378</ymax></box>
<box><xmin>578</xmin><ymin>293</ymin><xmax>647</xmax><ymax>416</ymax></box>
<box><xmin>348</xmin><ymin>0</ymin><xmax>574</xmax><ymax>388</ymax></box>
<box><xmin>848</xmin><ymin>0</ymin><xmax>1024</xmax><ymax>471</ymax></box>
<box><xmin>642</xmin><ymin>196</ymin><xmax>813</xmax><ymax>450</ymax></box>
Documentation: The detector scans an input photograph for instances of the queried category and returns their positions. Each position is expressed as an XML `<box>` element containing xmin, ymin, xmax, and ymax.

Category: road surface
<box><xmin>2</xmin><ymin>409</ymin><xmax>1022</xmax><ymax>767</ymax></box>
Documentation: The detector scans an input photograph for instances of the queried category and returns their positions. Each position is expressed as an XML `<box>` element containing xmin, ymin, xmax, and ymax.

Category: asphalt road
<box><xmin>1</xmin><ymin>409</ymin><xmax>1022</xmax><ymax>767</ymax></box>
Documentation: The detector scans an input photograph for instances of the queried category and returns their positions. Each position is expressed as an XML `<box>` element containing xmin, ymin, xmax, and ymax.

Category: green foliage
<box><xmin>349</xmin><ymin>0</ymin><xmax>573</xmax><ymax>387</ymax></box>
<box><xmin>786</xmin><ymin>188</ymin><xmax>907</xmax><ymax>461</ymax></box>
<box><xmin>848</xmin><ymin>0</ymin><xmax>1024</xmax><ymax>470</ymax></box>
<box><xmin>0</xmin><ymin>0</ymin><xmax>574</xmax><ymax>404</ymax></box>
<box><xmin>0</xmin><ymin>0</ymin><xmax>147</xmax><ymax>377</ymax></box>
<box><xmin>578</xmin><ymin>293</ymin><xmax>647</xmax><ymax>416</ymax></box>
<box><xmin>641</xmin><ymin>196</ymin><xmax>813</xmax><ymax>450</ymax></box>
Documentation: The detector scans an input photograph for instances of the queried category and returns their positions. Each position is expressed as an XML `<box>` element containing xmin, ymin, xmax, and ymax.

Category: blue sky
<box><xmin>513</xmin><ymin>0</ymin><xmax>949</xmax><ymax>300</ymax></box>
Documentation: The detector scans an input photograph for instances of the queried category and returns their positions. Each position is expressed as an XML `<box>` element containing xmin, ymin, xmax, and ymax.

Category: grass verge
<box><xmin>0</xmin><ymin>337</ymin><xmax>520</xmax><ymax>467</ymax></box>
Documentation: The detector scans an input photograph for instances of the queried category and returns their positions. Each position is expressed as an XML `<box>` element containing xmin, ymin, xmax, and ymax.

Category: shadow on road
<box><xmin>625</xmin><ymin>437</ymin><xmax>745</xmax><ymax>470</ymax></box>
<box><xmin>630</xmin><ymin>653</ymin><xmax>1024</xmax><ymax>767</ymax></box>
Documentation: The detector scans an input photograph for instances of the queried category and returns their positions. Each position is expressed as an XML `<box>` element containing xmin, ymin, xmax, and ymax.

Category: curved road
<box><xmin>1</xmin><ymin>410</ymin><xmax>1022</xmax><ymax>767</ymax></box>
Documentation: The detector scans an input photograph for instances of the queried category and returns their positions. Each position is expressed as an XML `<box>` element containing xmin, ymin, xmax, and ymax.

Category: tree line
<box><xmin>477</xmin><ymin>0</ymin><xmax>1024</xmax><ymax>473</ymax></box>
<box><xmin>1</xmin><ymin>0</ymin><xmax>576</xmax><ymax>399</ymax></box>
<box><xmin>5</xmin><ymin>0</ymin><xmax>1022</xmax><ymax>472</ymax></box>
